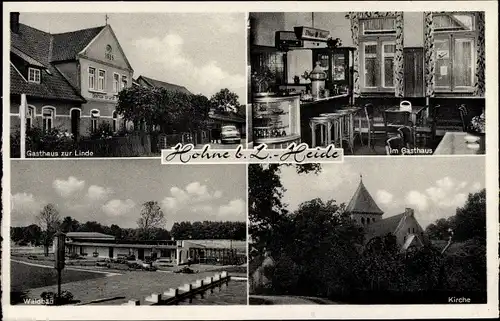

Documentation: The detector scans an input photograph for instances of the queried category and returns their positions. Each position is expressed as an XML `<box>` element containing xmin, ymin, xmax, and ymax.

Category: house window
<box><xmin>88</xmin><ymin>67</ymin><xmax>96</xmax><ymax>90</ymax></box>
<box><xmin>112</xmin><ymin>110</ymin><xmax>118</xmax><ymax>132</ymax></box>
<box><xmin>433</xmin><ymin>13</ymin><xmax>477</xmax><ymax>91</ymax></box>
<box><xmin>113</xmin><ymin>73</ymin><xmax>120</xmax><ymax>93</ymax></box>
<box><xmin>98</xmin><ymin>70</ymin><xmax>106</xmax><ymax>91</ymax></box>
<box><xmin>42</xmin><ymin>107</ymin><xmax>55</xmax><ymax>132</ymax></box>
<box><xmin>359</xmin><ymin>17</ymin><xmax>396</xmax><ymax>92</ymax></box>
<box><xmin>121</xmin><ymin>75</ymin><xmax>128</xmax><ymax>89</ymax></box>
<box><xmin>26</xmin><ymin>106</ymin><xmax>35</xmax><ymax>128</ymax></box>
<box><xmin>105</xmin><ymin>44</ymin><xmax>114</xmax><ymax>61</ymax></box>
<box><xmin>28</xmin><ymin>68</ymin><xmax>41</xmax><ymax>83</ymax></box>
<box><xmin>91</xmin><ymin>109</ymin><xmax>100</xmax><ymax>132</ymax></box>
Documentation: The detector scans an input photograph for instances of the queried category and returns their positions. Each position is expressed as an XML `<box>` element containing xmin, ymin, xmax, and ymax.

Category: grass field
<box><xmin>11</xmin><ymin>261</ymin><xmax>107</xmax><ymax>293</ymax></box>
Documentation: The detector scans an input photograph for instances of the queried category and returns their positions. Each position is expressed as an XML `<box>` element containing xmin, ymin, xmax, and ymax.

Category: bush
<box><xmin>10</xmin><ymin>125</ymin><xmax>76</xmax><ymax>157</ymax></box>
<box><xmin>88</xmin><ymin>122</ymin><xmax>114</xmax><ymax>140</ymax></box>
<box><xmin>40</xmin><ymin>290</ymin><xmax>74</xmax><ymax>305</ymax></box>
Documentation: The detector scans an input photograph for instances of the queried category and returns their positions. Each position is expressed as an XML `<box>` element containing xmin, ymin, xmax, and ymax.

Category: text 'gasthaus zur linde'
<box><xmin>161</xmin><ymin>143</ymin><xmax>344</xmax><ymax>164</ymax></box>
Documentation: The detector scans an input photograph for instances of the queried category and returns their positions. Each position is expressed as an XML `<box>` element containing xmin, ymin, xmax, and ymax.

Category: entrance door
<box><xmin>138</xmin><ymin>248</ymin><xmax>144</xmax><ymax>260</ymax></box>
<box><xmin>108</xmin><ymin>247</ymin><xmax>114</xmax><ymax>258</ymax></box>
<box><xmin>71</xmin><ymin>109</ymin><xmax>81</xmax><ymax>139</ymax></box>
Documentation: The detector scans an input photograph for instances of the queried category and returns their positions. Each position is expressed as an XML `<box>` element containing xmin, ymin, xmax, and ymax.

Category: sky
<box><xmin>280</xmin><ymin>157</ymin><xmax>485</xmax><ymax>228</ymax></box>
<box><xmin>10</xmin><ymin>160</ymin><xmax>246</xmax><ymax>229</ymax></box>
<box><xmin>19</xmin><ymin>13</ymin><xmax>246</xmax><ymax>102</ymax></box>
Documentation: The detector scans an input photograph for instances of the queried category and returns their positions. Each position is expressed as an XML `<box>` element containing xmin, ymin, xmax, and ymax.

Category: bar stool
<box><xmin>320</xmin><ymin>113</ymin><xmax>343</xmax><ymax>148</ymax></box>
<box><xmin>338</xmin><ymin>108</ymin><xmax>358</xmax><ymax>154</ymax></box>
<box><xmin>309</xmin><ymin>116</ymin><xmax>333</xmax><ymax>148</ymax></box>
<box><xmin>338</xmin><ymin>109</ymin><xmax>355</xmax><ymax>153</ymax></box>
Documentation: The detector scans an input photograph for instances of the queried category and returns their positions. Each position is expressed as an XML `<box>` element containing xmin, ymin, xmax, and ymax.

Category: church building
<box><xmin>346</xmin><ymin>176</ymin><xmax>427</xmax><ymax>252</ymax></box>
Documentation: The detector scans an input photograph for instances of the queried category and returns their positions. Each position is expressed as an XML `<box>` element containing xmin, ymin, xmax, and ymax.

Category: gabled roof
<box><xmin>10</xmin><ymin>24</ymin><xmax>86</xmax><ymax>102</ymax></box>
<box><xmin>66</xmin><ymin>232</ymin><xmax>115</xmax><ymax>240</ymax></box>
<box><xmin>50</xmin><ymin>25</ymin><xmax>105</xmax><ymax>62</ymax></box>
<box><xmin>364</xmin><ymin>213</ymin><xmax>405</xmax><ymax>239</ymax></box>
<box><xmin>137</xmin><ymin>75</ymin><xmax>191</xmax><ymax>95</ymax></box>
<box><xmin>209</xmin><ymin>113</ymin><xmax>245</xmax><ymax>124</ymax></box>
<box><xmin>346</xmin><ymin>178</ymin><xmax>384</xmax><ymax>215</ymax></box>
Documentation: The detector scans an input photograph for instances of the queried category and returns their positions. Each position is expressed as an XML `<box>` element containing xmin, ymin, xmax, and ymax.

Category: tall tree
<box><xmin>452</xmin><ymin>188</ymin><xmax>486</xmax><ymax>243</ymax></box>
<box><xmin>209</xmin><ymin>88</ymin><xmax>240</xmax><ymax>113</ymax></box>
<box><xmin>137</xmin><ymin>201</ymin><xmax>166</xmax><ymax>239</ymax></box>
<box><xmin>60</xmin><ymin>216</ymin><xmax>80</xmax><ymax>233</ymax></box>
<box><xmin>36</xmin><ymin>204</ymin><xmax>61</xmax><ymax>256</ymax></box>
<box><xmin>248</xmin><ymin>164</ymin><xmax>321</xmax><ymax>256</ymax></box>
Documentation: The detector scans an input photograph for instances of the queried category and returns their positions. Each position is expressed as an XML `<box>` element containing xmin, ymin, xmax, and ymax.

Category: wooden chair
<box><xmin>383</xmin><ymin>110</ymin><xmax>411</xmax><ymax>141</ymax></box>
<box><xmin>354</xmin><ymin>103</ymin><xmax>377</xmax><ymax>149</ymax></box>
<box><xmin>397</xmin><ymin>126</ymin><xmax>414</xmax><ymax>148</ymax></box>
<box><xmin>458</xmin><ymin>104</ymin><xmax>469</xmax><ymax>132</ymax></box>
<box><xmin>385</xmin><ymin>136</ymin><xmax>404</xmax><ymax>155</ymax></box>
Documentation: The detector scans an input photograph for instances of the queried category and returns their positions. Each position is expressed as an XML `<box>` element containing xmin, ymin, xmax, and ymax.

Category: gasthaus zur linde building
<box><xmin>9</xmin><ymin>12</ymin><xmax>134</xmax><ymax>139</ymax></box>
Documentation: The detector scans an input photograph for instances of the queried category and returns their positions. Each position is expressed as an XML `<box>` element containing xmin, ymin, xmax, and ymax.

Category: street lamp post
<box><xmin>53</xmin><ymin>232</ymin><xmax>66</xmax><ymax>304</ymax></box>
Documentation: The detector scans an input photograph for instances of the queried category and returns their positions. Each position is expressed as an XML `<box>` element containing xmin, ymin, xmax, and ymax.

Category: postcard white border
<box><xmin>2</xmin><ymin>1</ymin><xmax>499</xmax><ymax>320</ymax></box>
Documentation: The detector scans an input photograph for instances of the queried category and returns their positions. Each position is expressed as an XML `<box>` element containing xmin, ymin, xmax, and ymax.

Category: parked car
<box><xmin>221</xmin><ymin>125</ymin><xmax>241</xmax><ymax>144</ymax></box>
<box><xmin>95</xmin><ymin>258</ymin><xmax>111</xmax><ymax>268</ymax></box>
<box><xmin>152</xmin><ymin>258</ymin><xmax>174</xmax><ymax>268</ymax></box>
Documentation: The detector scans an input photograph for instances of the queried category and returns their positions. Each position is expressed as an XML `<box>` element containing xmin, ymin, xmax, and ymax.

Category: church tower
<box><xmin>346</xmin><ymin>175</ymin><xmax>384</xmax><ymax>226</ymax></box>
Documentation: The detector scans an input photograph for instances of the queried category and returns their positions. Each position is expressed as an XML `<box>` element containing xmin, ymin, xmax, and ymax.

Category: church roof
<box><xmin>364</xmin><ymin>213</ymin><xmax>405</xmax><ymax>239</ymax></box>
<box><xmin>346</xmin><ymin>178</ymin><xmax>384</xmax><ymax>215</ymax></box>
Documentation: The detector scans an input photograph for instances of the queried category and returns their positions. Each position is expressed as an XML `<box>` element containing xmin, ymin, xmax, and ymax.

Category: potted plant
<box><xmin>464</xmin><ymin>112</ymin><xmax>485</xmax><ymax>149</ymax></box>
<box><xmin>251</xmin><ymin>67</ymin><xmax>276</xmax><ymax>95</ymax></box>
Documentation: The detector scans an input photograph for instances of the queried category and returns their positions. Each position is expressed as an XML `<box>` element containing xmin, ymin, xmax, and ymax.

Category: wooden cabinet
<box><xmin>312</xmin><ymin>47</ymin><xmax>354</xmax><ymax>98</ymax></box>
<box><xmin>403</xmin><ymin>47</ymin><xmax>424</xmax><ymax>97</ymax></box>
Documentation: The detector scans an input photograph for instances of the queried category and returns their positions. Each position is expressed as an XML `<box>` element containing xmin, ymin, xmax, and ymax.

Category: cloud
<box><xmin>218</xmin><ymin>199</ymin><xmax>245</xmax><ymax>218</ymax></box>
<box><xmin>376</xmin><ymin>190</ymin><xmax>395</xmax><ymax>206</ymax></box>
<box><xmin>133</xmin><ymin>34</ymin><xmax>245</xmax><ymax>98</ymax></box>
<box><xmin>281</xmin><ymin>164</ymin><xmax>358</xmax><ymax>210</ymax></box>
<box><xmin>53</xmin><ymin>176</ymin><xmax>85</xmax><ymax>198</ymax></box>
<box><xmin>11</xmin><ymin>192</ymin><xmax>43</xmax><ymax>215</ymax></box>
<box><xmin>192</xmin><ymin>204</ymin><xmax>214</xmax><ymax>214</ymax></box>
<box><xmin>86</xmin><ymin>185</ymin><xmax>113</xmax><ymax>201</ymax></box>
<box><xmin>161</xmin><ymin>182</ymin><xmax>223</xmax><ymax>213</ymax></box>
<box><xmin>102</xmin><ymin>199</ymin><xmax>136</xmax><ymax>217</ymax></box>
<box><xmin>406</xmin><ymin>190</ymin><xmax>429</xmax><ymax>211</ymax></box>
<box><xmin>405</xmin><ymin>176</ymin><xmax>478</xmax><ymax>214</ymax></box>
<box><xmin>471</xmin><ymin>182</ymin><xmax>482</xmax><ymax>191</ymax></box>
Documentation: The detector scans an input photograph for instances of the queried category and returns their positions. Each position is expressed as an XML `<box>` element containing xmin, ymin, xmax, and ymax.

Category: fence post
<box><xmin>164</xmin><ymin>288</ymin><xmax>178</xmax><ymax>298</ymax></box>
<box><xmin>145</xmin><ymin>293</ymin><xmax>162</xmax><ymax>304</ymax></box>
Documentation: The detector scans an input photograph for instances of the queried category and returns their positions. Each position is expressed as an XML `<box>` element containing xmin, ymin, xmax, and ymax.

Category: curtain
<box><xmin>474</xmin><ymin>12</ymin><xmax>485</xmax><ymax>96</ymax></box>
<box><xmin>346</xmin><ymin>12</ymin><xmax>404</xmax><ymax>97</ymax></box>
<box><xmin>423</xmin><ymin>12</ymin><xmax>435</xmax><ymax>97</ymax></box>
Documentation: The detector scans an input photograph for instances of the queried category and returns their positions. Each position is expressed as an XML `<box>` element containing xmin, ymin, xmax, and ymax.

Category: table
<box><xmin>385</xmin><ymin>106</ymin><xmax>427</xmax><ymax>125</ymax></box>
<box><xmin>433</xmin><ymin>132</ymin><xmax>485</xmax><ymax>155</ymax></box>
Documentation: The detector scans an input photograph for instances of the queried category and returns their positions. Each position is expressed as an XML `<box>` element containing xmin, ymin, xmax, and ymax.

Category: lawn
<box><xmin>11</xmin><ymin>261</ymin><xmax>107</xmax><ymax>293</ymax></box>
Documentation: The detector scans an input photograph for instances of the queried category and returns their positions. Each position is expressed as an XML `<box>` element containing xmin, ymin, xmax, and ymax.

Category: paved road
<box><xmin>196</xmin><ymin>139</ymin><xmax>247</xmax><ymax>149</ymax></box>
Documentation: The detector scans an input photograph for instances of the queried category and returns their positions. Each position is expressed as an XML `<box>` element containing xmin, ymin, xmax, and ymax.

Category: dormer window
<box><xmin>105</xmin><ymin>44</ymin><xmax>114</xmax><ymax>61</ymax></box>
<box><xmin>28</xmin><ymin>67</ymin><xmax>41</xmax><ymax>83</ymax></box>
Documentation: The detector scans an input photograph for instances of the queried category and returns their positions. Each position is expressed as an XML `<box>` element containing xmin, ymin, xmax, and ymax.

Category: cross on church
<box><xmin>105</xmin><ymin>14</ymin><xmax>109</xmax><ymax>25</ymax></box>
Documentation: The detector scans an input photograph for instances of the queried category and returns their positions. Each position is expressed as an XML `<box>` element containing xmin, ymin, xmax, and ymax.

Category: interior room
<box><xmin>247</xmin><ymin>12</ymin><xmax>485</xmax><ymax>155</ymax></box>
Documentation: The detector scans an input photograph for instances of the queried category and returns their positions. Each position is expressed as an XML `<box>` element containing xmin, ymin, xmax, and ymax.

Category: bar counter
<box><xmin>300</xmin><ymin>94</ymin><xmax>351</xmax><ymax>147</ymax></box>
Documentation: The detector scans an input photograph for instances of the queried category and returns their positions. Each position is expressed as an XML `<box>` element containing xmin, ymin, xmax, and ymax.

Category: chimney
<box><xmin>10</xmin><ymin>12</ymin><xmax>20</xmax><ymax>34</ymax></box>
<box><xmin>405</xmin><ymin>208</ymin><xmax>414</xmax><ymax>217</ymax></box>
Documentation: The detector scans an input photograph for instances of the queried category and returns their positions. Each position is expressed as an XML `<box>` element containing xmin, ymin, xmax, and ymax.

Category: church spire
<box><xmin>345</xmin><ymin>174</ymin><xmax>384</xmax><ymax>216</ymax></box>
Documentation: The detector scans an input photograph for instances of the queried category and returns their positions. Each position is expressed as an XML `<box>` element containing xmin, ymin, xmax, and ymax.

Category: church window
<box><xmin>361</xmin><ymin>217</ymin><xmax>365</xmax><ymax>225</ymax></box>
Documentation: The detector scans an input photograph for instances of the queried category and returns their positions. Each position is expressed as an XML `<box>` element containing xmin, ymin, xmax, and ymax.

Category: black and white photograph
<box><xmin>247</xmin><ymin>12</ymin><xmax>485</xmax><ymax>155</ymax></box>
<box><xmin>249</xmin><ymin>157</ymin><xmax>486</xmax><ymax>304</ymax></box>
<box><xmin>2</xmin><ymin>1</ymin><xmax>498</xmax><ymax>320</ymax></box>
<box><xmin>10</xmin><ymin>160</ymin><xmax>247</xmax><ymax>305</ymax></box>
<box><xmin>9</xmin><ymin>12</ymin><xmax>247</xmax><ymax>158</ymax></box>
